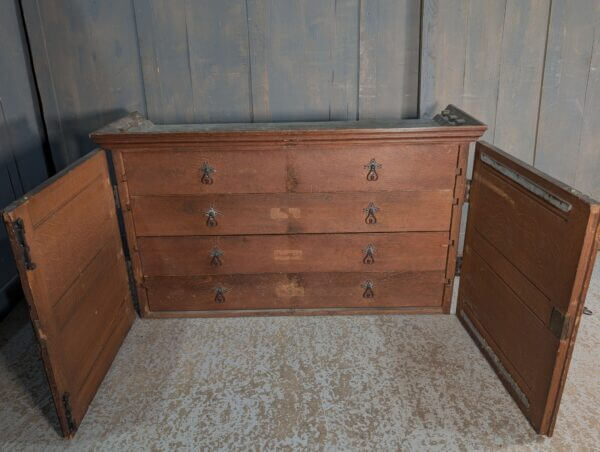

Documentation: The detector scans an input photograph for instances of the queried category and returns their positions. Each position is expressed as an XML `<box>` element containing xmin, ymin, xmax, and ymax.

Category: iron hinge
<box><xmin>112</xmin><ymin>185</ymin><xmax>121</xmax><ymax>210</ymax></box>
<box><xmin>455</xmin><ymin>256</ymin><xmax>463</xmax><ymax>276</ymax></box>
<box><xmin>464</xmin><ymin>179</ymin><xmax>472</xmax><ymax>203</ymax></box>
<box><xmin>12</xmin><ymin>218</ymin><xmax>36</xmax><ymax>270</ymax></box>
<box><xmin>549</xmin><ymin>307</ymin><xmax>569</xmax><ymax>340</ymax></box>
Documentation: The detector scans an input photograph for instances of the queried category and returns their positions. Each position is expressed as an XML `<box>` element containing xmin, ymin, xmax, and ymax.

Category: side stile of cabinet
<box><xmin>111</xmin><ymin>149</ymin><xmax>150</xmax><ymax>317</ymax></box>
<box><xmin>441</xmin><ymin>142</ymin><xmax>470</xmax><ymax>312</ymax></box>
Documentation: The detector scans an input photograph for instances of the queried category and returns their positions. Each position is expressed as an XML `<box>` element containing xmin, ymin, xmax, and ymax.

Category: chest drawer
<box><xmin>290</xmin><ymin>144</ymin><xmax>458</xmax><ymax>192</ymax></box>
<box><xmin>138</xmin><ymin>232</ymin><xmax>449</xmax><ymax>276</ymax></box>
<box><xmin>123</xmin><ymin>150</ymin><xmax>288</xmax><ymax>195</ymax></box>
<box><xmin>144</xmin><ymin>271</ymin><xmax>445</xmax><ymax>312</ymax></box>
<box><xmin>131</xmin><ymin>191</ymin><xmax>454</xmax><ymax>236</ymax></box>
<box><xmin>121</xmin><ymin>144</ymin><xmax>458</xmax><ymax>196</ymax></box>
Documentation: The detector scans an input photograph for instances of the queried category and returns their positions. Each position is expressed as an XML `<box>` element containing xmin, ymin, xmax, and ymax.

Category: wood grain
<box><xmin>145</xmin><ymin>271</ymin><xmax>445</xmax><ymax>311</ymax></box>
<box><xmin>458</xmin><ymin>141</ymin><xmax>600</xmax><ymax>435</ymax></box>
<box><xmin>131</xmin><ymin>190</ymin><xmax>454</xmax><ymax>236</ymax></box>
<box><xmin>2</xmin><ymin>150</ymin><xmax>134</xmax><ymax>438</ymax></box>
<box><xmin>123</xmin><ymin>144</ymin><xmax>458</xmax><ymax>195</ymax></box>
<box><xmin>138</xmin><ymin>232</ymin><xmax>449</xmax><ymax>276</ymax></box>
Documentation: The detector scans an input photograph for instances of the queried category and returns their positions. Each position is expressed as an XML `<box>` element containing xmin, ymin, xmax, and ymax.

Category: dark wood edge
<box><xmin>143</xmin><ymin>306</ymin><xmax>444</xmax><ymax>319</ymax></box>
<box><xmin>2</xmin><ymin>149</ymin><xmax>103</xmax><ymax>214</ymax></box>
<box><xmin>2</xmin><ymin>209</ymin><xmax>72</xmax><ymax>437</ymax></box>
<box><xmin>90</xmin><ymin>105</ymin><xmax>487</xmax><ymax>148</ymax></box>
<box><xmin>544</xmin><ymin>206</ymin><xmax>600</xmax><ymax>435</ymax></box>
<box><xmin>476</xmin><ymin>141</ymin><xmax>599</xmax><ymax>206</ymax></box>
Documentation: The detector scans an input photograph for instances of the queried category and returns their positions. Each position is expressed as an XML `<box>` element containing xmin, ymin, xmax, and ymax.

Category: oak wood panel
<box><xmin>123</xmin><ymin>144</ymin><xmax>459</xmax><ymax>195</ymax></box>
<box><xmin>460</xmin><ymin>243</ymin><xmax>559</xmax><ymax>428</ymax></box>
<box><xmin>123</xmin><ymin>149</ymin><xmax>287</xmax><ymax>195</ymax></box>
<box><xmin>138</xmin><ymin>232</ymin><xmax>449</xmax><ymax>276</ymax></box>
<box><xmin>145</xmin><ymin>271</ymin><xmax>445</xmax><ymax>311</ymax></box>
<box><xmin>2</xmin><ymin>150</ymin><xmax>134</xmax><ymax>438</ymax></box>
<box><xmin>131</xmin><ymin>191</ymin><xmax>454</xmax><ymax>236</ymax></box>
<box><xmin>290</xmin><ymin>144</ymin><xmax>458</xmax><ymax>192</ymax></box>
<box><xmin>469</xmin><ymin>153</ymin><xmax>589</xmax><ymax>311</ymax></box>
<box><xmin>458</xmin><ymin>141</ymin><xmax>600</xmax><ymax>436</ymax></box>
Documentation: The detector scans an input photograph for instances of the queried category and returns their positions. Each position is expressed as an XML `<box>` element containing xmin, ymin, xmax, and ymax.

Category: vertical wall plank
<box><xmin>248</xmin><ymin>0</ymin><xmax>359</xmax><ymax>122</ymax></box>
<box><xmin>493</xmin><ymin>0</ymin><xmax>551</xmax><ymax>163</ymax></box>
<box><xmin>22</xmin><ymin>0</ymin><xmax>146</xmax><ymax>168</ymax></box>
<box><xmin>1</xmin><ymin>0</ymin><xmax>49</xmax><ymax>316</ymax></box>
<box><xmin>134</xmin><ymin>0</ymin><xmax>252</xmax><ymax>123</ymax></box>
<box><xmin>576</xmin><ymin>15</ymin><xmax>600</xmax><ymax>200</ymax></box>
<box><xmin>358</xmin><ymin>0</ymin><xmax>421</xmax><ymax>119</ymax></box>
<box><xmin>535</xmin><ymin>0</ymin><xmax>600</xmax><ymax>194</ymax></box>
<box><xmin>419</xmin><ymin>0</ymin><xmax>468</xmax><ymax>118</ymax></box>
<box><xmin>461</xmin><ymin>0</ymin><xmax>507</xmax><ymax>141</ymax></box>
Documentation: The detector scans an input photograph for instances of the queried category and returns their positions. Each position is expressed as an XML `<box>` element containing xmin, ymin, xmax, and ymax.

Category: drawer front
<box><xmin>122</xmin><ymin>144</ymin><xmax>459</xmax><ymax>196</ymax></box>
<box><xmin>290</xmin><ymin>144</ymin><xmax>458</xmax><ymax>192</ymax></box>
<box><xmin>145</xmin><ymin>272</ymin><xmax>445</xmax><ymax>311</ymax></box>
<box><xmin>138</xmin><ymin>232</ymin><xmax>449</xmax><ymax>276</ymax></box>
<box><xmin>131</xmin><ymin>191</ymin><xmax>454</xmax><ymax>236</ymax></box>
<box><xmin>123</xmin><ymin>150</ymin><xmax>288</xmax><ymax>195</ymax></box>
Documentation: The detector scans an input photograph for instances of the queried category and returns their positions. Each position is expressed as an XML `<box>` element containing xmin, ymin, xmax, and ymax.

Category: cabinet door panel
<box><xmin>2</xmin><ymin>150</ymin><xmax>134</xmax><ymax>438</ymax></box>
<box><xmin>459</xmin><ymin>141</ymin><xmax>599</xmax><ymax>436</ymax></box>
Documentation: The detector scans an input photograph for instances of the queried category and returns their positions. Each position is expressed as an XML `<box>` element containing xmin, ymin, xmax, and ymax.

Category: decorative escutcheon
<box><xmin>364</xmin><ymin>158</ymin><xmax>382</xmax><ymax>181</ymax></box>
<box><xmin>210</xmin><ymin>247</ymin><xmax>224</xmax><ymax>266</ymax></box>
<box><xmin>362</xmin><ymin>280</ymin><xmax>375</xmax><ymax>299</ymax></box>
<box><xmin>363</xmin><ymin>244</ymin><xmax>376</xmax><ymax>264</ymax></box>
<box><xmin>205</xmin><ymin>207</ymin><xmax>221</xmax><ymax>227</ymax></box>
<box><xmin>200</xmin><ymin>162</ymin><xmax>215</xmax><ymax>185</ymax></box>
<box><xmin>363</xmin><ymin>202</ymin><xmax>379</xmax><ymax>225</ymax></box>
<box><xmin>214</xmin><ymin>285</ymin><xmax>229</xmax><ymax>303</ymax></box>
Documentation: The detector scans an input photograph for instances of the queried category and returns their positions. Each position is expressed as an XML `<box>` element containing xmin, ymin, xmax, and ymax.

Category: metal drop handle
<box><xmin>210</xmin><ymin>247</ymin><xmax>223</xmax><ymax>266</ymax></box>
<box><xmin>214</xmin><ymin>286</ymin><xmax>229</xmax><ymax>303</ymax></box>
<box><xmin>362</xmin><ymin>280</ymin><xmax>375</xmax><ymax>299</ymax></box>
<box><xmin>364</xmin><ymin>202</ymin><xmax>379</xmax><ymax>225</ymax></box>
<box><xmin>363</xmin><ymin>244</ymin><xmax>376</xmax><ymax>264</ymax></box>
<box><xmin>200</xmin><ymin>162</ymin><xmax>215</xmax><ymax>185</ymax></box>
<box><xmin>205</xmin><ymin>207</ymin><xmax>220</xmax><ymax>227</ymax></box>
<box><xmin>364</xmin><ymin>158</ymin><xmax>382</xmax><ymax>181</ymax></box>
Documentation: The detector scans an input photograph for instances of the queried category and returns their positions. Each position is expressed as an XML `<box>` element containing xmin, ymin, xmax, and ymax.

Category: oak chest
<box><xmin>3</xmin><ymin>105</ymin><xmax>599</xmax><ymax>438</ymax></box>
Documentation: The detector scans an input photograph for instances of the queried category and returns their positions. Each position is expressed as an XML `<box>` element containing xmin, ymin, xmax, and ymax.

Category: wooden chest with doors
<box><xmin>3</xmin><ymin>105</ymin><xmax>599</xmax><ymax>438</ymax></box>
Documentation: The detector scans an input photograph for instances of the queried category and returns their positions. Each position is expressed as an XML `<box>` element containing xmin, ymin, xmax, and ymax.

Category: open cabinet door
<box><xmin>2</xmin><ymin>150</ymin><xmax>135</xmax><ymax>438</ymax></box>
<box><xmin>458</xmin><ymin>141</ymin><xmax>600</xmax><ymax>436</ymax></box>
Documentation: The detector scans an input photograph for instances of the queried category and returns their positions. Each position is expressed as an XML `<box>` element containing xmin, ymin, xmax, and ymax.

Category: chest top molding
<box><xmin>91</xmin><ymin>105</ymin><xmax>486</xmax><ymax>149</ymax></box>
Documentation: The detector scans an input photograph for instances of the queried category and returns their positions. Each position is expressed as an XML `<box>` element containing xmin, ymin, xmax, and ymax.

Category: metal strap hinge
<box><xmin>549</xmin><ymin>307</ymin><xmax>569</xmax><ymax>340</ymax></box>
<box><xmin>112</xmin><ymin>185</ymin><xmax>121</xmax><ymax>210</ymax></box>
<box><xmin>464</xmin><ymin>179</ymin><xmax>472</xmax><ymax>203</ymax></box>
<box><xmin>455</xmin><ymin>256</ymin><xmax>463</xmax><ymax>276</ymax></box>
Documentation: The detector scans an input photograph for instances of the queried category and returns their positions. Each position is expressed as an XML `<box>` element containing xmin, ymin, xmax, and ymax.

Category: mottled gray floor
<box><xmin>1</xmin><ymin>257</ymin><xmax>599</xmax><ymax>451</ymax></box>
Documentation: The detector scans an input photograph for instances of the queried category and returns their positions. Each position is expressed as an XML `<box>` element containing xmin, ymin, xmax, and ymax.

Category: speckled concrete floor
<box><xmin>1</xmin><ymin>257</ymin><xmax>599</xmax><ymax>451</ymax></box>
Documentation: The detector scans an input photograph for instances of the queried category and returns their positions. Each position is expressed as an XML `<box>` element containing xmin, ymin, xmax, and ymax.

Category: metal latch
<box><xmin>12</xmin><ymin>218</ymin><xmax>36</xmax><ymax>270</ymax></box>
<box><xmin>549</xmin><ymin>307</ymin><xmax>569</xmax><ymax>340</ymax></box>
<box><xmin>464</xmin><ymin>179</ymin><xmax>472</xmax><ymax>203</ymax></box>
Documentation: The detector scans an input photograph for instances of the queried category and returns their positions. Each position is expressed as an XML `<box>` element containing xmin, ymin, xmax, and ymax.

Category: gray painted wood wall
<box><xmin>0</xmin><ymin>0</ymin><xmax>49</xmax><ymax>317</ymax></box>
<box><xmin>17</xmin><ymin>0</ymin><xmax>600</xmax><ymax>201</ymax></box>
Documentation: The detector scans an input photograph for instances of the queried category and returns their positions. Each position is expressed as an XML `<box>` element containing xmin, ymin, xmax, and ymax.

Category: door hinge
<box><xmin>62</xmin><ymin>392</ymin><xmax>77</xmax><ymax>434</ymax></box>
<box><xmin>12</xmin><ymin>218</ymin><xmax>36</xmax><ymax>270</ymax></box>
<box><xmin>464</xmin><ymin>179</ymin><xmax>472</xmax><ymax>203</ymax></box>
<box><xmin>455</xmin><ymin>256</ymin><xmax>463</xmax><ymax>276</ymax></box>
<box><xmin>112</xmin><ymin>185</ymin><xmax>121</xmax><ymax>210</ymax></box>
<box><xmin>549</xmin><ymin>307</ymin><xmax>569</xmax><ymax>340</ymax></box>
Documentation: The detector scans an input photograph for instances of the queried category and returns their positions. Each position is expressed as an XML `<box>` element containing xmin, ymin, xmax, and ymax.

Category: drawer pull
<box><xmin>200</xmin><ymin>162</ymin><xmax>215</xmax><ymax>185</ymax></box>
<box><xmin>210</xmin><ymin>247</ymin><xmax>224</xmax><ymax>266</ymax></box>
<box><xmin>205</xmin><ymin>207</ymin><xmax>221</xmax><ymax>227</ymax></box>
<box><xmin>362</xmin><ymin>280</ymin><xmax>375</xmax><ymax>299</ymax></box>
<box><xmin>364</xmin><ymin>158</ymin><xmax>382</xmax><ymax>181</ymax></box>
<box><xmin>214</xmin><ymin>285</ymin><xmax>229</xmax><ymax>303</ymax></box>
<box><xmin>363</xmin><ymin>202</ymin><xmax>379</xmax><ymax>224</ymax></box>
<box><xmin>363</xmin><ymin>244</ymin><xmax>376</xmax><ymax>264</ymax></box>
